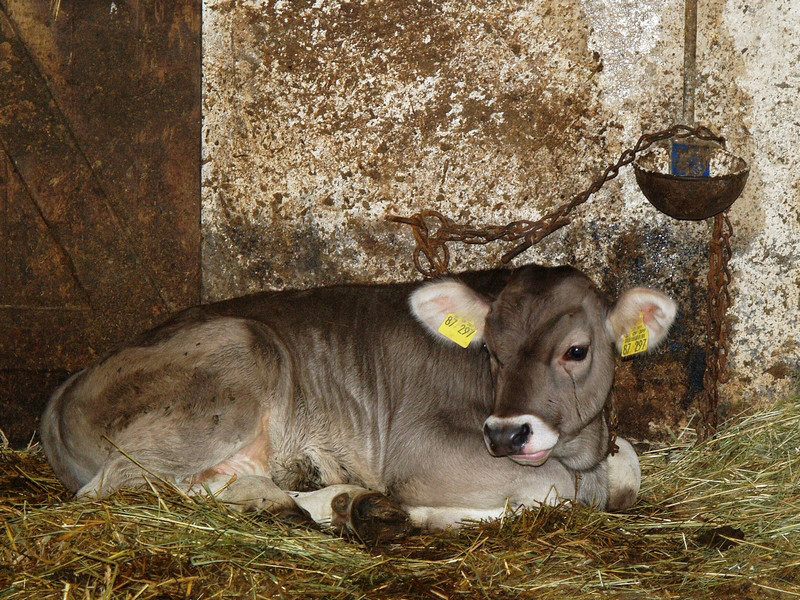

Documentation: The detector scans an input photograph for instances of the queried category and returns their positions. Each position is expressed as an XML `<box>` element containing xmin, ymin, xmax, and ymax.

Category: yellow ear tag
<box><xmin>438</xmin><ymin>314</ymin><xmax>477</xmax><ymax>348</ymax></box>
<box><xmin>621</xmin><ymin>313</ymin><xmax>649</xmax><ymax>358</ymax></box>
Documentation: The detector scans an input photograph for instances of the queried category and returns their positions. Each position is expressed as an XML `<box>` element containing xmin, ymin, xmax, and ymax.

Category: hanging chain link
<box><xmin>388</xmin><ymin>124</ymin><xmax>733</xmax><ymax>447</ymax></box>
<box><xmin>605</xmin><ymin>388</ymin><xmax>620</xmax><ymax>456</ymax></box>
<box><xmin>387</xmin><ymin>124</ymin><xmax>725</xmax><ymax>278</ymax></box>
<box><xmin>697</xmin><ymin>211</ymin><xmax>733</xmax><ymax>441</ymax></box>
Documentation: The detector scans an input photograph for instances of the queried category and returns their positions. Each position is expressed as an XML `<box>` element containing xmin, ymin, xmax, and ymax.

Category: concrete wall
<box><xmin>202</xmin><ymin>0</ymin><xmax>800</xmax><ymax>439</ymax></box>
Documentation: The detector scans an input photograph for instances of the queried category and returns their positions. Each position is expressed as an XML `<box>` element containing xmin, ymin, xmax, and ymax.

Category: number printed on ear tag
<box><xmin>621</xmin><ymin>313</ymin><xmax>649</xmax><ymax>358</ymax></box>
<box><xmin>438</xmin><ymin>314</ymin><xmax>477</xmax><ymax>348</ymax></box>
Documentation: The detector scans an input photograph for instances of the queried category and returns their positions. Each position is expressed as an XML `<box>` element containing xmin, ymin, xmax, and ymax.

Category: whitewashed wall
<box><xmin>202</xmin><ymin>0</ymin><xmax>800</xmax><ymax>437</ymax></box>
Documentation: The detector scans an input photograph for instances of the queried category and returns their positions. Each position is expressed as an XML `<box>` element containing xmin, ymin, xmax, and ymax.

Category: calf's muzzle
<box><xmin>483</xmin><ymin>421</ymin><xmax>531</xmax><ymax>456</ymax></box>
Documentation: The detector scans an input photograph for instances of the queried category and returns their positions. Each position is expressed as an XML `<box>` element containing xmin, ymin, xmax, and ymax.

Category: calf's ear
<box><xmin>606</xmin><ymin>288</ymin><xmax>677</xmax><ymax>353</ymax></box>
<box><xmin>409</xmin><ymin>279</ymin><xmax>491</xmax><ymax>344</ymax></box>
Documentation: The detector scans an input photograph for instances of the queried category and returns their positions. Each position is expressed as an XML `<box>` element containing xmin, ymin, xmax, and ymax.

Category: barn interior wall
<box><xmin>201</xmin><ymin>0</ymin><xmax>800</xmax><ymax>439</ymax></box>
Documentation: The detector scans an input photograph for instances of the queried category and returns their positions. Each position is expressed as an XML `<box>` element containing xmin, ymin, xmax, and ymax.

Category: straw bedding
<box><xmin>2</xmin><ymin>396</ymin><xmax>799</xmax><ymax>599</ymax></box>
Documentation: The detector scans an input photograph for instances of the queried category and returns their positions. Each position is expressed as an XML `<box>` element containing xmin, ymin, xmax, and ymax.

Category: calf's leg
<box><xmin>185</xmin><ymin>473</ymin><xmax>312</xmax><ymax>522</ymax></box>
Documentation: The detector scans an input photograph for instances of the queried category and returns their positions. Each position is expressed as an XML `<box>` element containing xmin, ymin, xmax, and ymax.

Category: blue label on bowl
<box><xmin>671</xmin><ymin>143</ymin><xmax>711</xmax><ymax>177</ymax></box>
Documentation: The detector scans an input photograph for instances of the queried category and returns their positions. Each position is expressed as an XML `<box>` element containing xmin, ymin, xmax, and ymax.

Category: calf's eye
<box><xmin>564</xmin><ymin>345</ymin><xmax>588</xmax><ymax>361</ymax></box>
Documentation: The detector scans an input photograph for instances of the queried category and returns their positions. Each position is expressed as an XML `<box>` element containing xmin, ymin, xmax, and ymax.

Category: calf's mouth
<box><xmin>482</xmin><ymin>415</ymin><xmax>559</xmax><ymax>466</ymax></box>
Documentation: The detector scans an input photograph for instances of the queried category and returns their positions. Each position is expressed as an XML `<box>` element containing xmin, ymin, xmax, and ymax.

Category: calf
<box><xmin>41</xmin><ymin>265</ymin><xmax>676</xmax><ymax>534</ymax></box>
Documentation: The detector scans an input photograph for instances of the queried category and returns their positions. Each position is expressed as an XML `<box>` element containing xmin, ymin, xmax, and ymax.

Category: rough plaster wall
<box><xmin>713</xmin><ymin>0</ymin><xmax>800</xmax><ymax>406</ymax></box>
<box><xmin>202</xmin><ymin>0</ymin><xmax>607</xmax><ymax>288</ymax></box>
<box><xmin>202</xmin><ymin>0</ymin><xmax>800</xmax><ymax>438</ymax></box>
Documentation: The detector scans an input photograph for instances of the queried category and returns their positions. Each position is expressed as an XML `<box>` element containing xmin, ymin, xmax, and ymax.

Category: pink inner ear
<box><xmin>432</xmin><ymin>296</ymin><xmax>455</xmax><ymax>313</ymax></box>
<box><xmin>640</xmin><ymin>303</ymin><xmax>662</xmax><ymax>325</ymax></box>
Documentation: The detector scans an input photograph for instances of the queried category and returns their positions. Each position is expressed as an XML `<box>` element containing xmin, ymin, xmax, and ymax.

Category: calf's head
<box><xmin>410</xmin><ymin>265</ymin><xmax>676</xmax><ymax>468</ymax></box>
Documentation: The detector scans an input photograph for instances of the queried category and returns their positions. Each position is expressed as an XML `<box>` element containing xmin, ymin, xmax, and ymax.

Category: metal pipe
<box><xmin>683</xmin><ymin>0</ymin><xmax>698</xmax><ymax>125</ymax></box>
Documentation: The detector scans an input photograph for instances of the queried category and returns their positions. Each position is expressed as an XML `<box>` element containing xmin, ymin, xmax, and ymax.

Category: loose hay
<box><xmin>2</xmin><ymin>396</ymin><xmax>800</xmax><ymax>599</ymax></box>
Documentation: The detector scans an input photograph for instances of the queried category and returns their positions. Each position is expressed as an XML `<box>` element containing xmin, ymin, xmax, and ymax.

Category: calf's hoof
<box><xmin>331</xmin><ymin>490</ymin><xmax>410</xmax><ymax>543</ymax></box>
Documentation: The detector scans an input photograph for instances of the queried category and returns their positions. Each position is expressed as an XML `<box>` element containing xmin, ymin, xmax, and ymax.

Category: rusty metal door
<box><xmin>0</xmin><ymin>0</ymin><xmax>201</xmax><ymax>446</ymax></box>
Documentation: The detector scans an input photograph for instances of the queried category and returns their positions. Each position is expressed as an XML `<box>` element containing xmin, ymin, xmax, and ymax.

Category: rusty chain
<box><xmin>387</xmin><ymin>124</ymin><xmax>725</xmax><ymax>278</ymax></box>
<box><xmin>697</xmin><ymin>211</ymin><xmax>733</xmax><ymax>441</ymax></box>
<box><xmin>605</xmin><ymin>389</ymin><xmax>620</xmax><ymax>456</ymax></box>
<box><xmin>388</xmin><ymin>124</ymin><xmax>733</xmax><ymax>447</ymax></box>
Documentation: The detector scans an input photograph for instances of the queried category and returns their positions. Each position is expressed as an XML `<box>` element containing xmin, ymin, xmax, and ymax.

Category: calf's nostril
<box><xmin>483</xmin><ymin>424</ymin><xmax>497</xmax><ymax>451</ymax></box>
<box><xmin>511</xmin><ymin>423</ymin><xmax>531</xmax><ymax>451</ymax></box>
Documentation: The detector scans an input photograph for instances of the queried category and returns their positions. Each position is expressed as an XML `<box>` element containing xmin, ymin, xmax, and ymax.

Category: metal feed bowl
<box><xmin>633</xmin><ymin>144</ymin><xmax>749</xmax><ymax>221</ymax></box>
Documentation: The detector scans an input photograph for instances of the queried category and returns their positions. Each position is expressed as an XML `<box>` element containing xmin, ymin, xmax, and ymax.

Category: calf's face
<box><xmin>410</xmin><ymin>265</ymin><xmax>676</xmax><ymax>467</ymax></box>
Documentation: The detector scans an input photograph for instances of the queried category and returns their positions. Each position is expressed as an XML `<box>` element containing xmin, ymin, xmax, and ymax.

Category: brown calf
<box><xmin>41</xmin><ymin>265</ymin><xmax>676</xmax><ymax>534</ymax></box>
